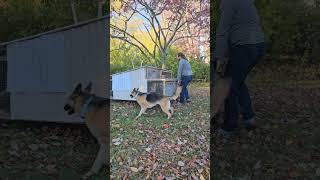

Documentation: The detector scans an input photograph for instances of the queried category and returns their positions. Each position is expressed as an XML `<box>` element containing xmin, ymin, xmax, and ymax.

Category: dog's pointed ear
<box><xmin>84</xmin><ymin>81</ymin><xmax>92</xmax><ymax>93</ymax></box>
<box><xmin>74</xmin><ymin>83</ymin><xmax>82</xmax><ymax>93</ymax></box>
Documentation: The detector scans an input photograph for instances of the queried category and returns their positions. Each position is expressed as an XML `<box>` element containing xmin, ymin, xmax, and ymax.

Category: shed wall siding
<box><xmin>65</xmin><ymin>19</ymin><xmax>107</xmax><ymax>97</ymax></box>
<box><xmin>7</xmin><ymin>33</ymin><xmax>65</xmax><ymax>93</ymax></box>
<box><xmin>112</xmin><ymin>68</ymin><xmax>148</xmax><ymax>100</ymax></box>
<box><xmin>6</xmin><ymin>18</ymin><xmax>108</xmax><ymax>122</ymax></box>
<box><xmin>10</xmin><ymin>93</ymin><xmax>82</xmax><ymax>123</ymax></box>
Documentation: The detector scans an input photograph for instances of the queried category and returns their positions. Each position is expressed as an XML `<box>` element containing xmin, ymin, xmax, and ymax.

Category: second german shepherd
<box><xmin>130</xmin><ymin>85</ymin><xmax>182</xmax><ymax>120</ymax></box>
<box><xmin>64</xmin><ymin>82</ymin><xmax>108</xmax><ymax>178</ymax></box>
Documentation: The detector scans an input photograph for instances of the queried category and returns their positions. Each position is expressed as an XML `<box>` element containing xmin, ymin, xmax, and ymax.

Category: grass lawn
<box><xmin>110</xmin><ymin>83</ymin><xmax>210</xmax><ymax>179</ymax></box>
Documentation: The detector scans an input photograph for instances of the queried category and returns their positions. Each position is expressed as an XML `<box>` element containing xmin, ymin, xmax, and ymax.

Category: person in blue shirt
<box><xmin>214</xmin><ymin>0</ymin><xmax>266</xmax><ymax>136</ymax></box>
<box><xmin>176</xmin><ymin>52</ymin><xmax>193</xmax><ymax>104</ymax></box>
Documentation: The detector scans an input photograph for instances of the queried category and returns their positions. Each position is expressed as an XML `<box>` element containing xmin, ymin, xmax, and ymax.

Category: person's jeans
<box><xmin>223</xmin><ymin>43</ymin><xmax>265</xmax><ymax>131</ymax></box>
<box><xmin>180</xmin><ymin>75</ymin><xmax>192</xmax><ymax>103</ymax></box>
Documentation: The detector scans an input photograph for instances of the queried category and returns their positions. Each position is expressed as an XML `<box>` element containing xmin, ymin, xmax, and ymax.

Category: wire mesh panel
<box><xmin>147</xmin><ymin>80</ymin><xmax>176</xmax><ymax>96</ymax></box>
<box><xmin>163</xmin><ymin>81</ymin><xmax>176</xmax><ymax>96</ymax></box>
<box><xmin>146</xmin><ymin>68</ymin><xmax>161</xmax><ymax>79</ymax></box>
<box><xmin>147</xmin><ymin>81</ymin><xmax>163</xmax><ymax>94</ymax></box>
<box><xmin>161</xmin><ymin>71</ymin><xmax>173</xmax><ymax>79</ymax></box>
<box><xmin>146</xmin><ymin>67</ymin><xmax>173</xmax><ymax>79</ymax></box>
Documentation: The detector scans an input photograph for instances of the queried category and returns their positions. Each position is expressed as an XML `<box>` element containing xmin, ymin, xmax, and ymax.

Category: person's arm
<box><xmin>177</xmin><ymin>60</ymin><xmax>183</xmax><ymax>84</ymax></box>
<box><xmin>215</xmin><ymin>0</ymin><xmax>234</xmax><ymax>59</ymax></box>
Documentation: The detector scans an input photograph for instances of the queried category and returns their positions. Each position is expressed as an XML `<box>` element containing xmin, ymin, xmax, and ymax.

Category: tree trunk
<box><xmin>161</xmin><ymin>50</ymin><xmax>166</xmax><ymax>69</ymax></box>
<box><xmin>310</xmin><ymin>33</ymin><xmax>320</xmax><ymax>64</ymax></box>
<box><xmin>70</xmin><ymin>0</ymin><xmax>78</xmax><ymax>24</ymax></box>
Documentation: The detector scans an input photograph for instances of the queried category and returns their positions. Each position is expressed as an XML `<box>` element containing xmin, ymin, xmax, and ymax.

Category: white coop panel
<box><xmin>111</xmin><ymin>66</ymin><xmax>177</xmax><ymax>101</ymax></box>
<box><xmin>10</xmin><ymin>92</ymin><xmax>81</xmax><ymax>123</ymax></box>
<box><xmin>1</xmin><ymin>16</ymin><xmax>108</xmax><ymax>123</ymax></box>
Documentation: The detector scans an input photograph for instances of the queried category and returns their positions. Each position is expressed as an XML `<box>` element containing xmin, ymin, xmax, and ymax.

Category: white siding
<box><xmin>64</xmin><ymin>18</ymin><xmax>107</xmax><ymax>98</ymax></box>
<box><xmin>7</xmin><ymin>34</ymin><xmax>65</xmax><ymax>93</ymax></box>
<box><xmin>6</xmin><ymin>17</ymin><xmax>108</xmax><ymax>123</ymax></box>
<box><xmin>112</xmin><ymin>68</ymin><xmax>148</xmax><ymax>101</ymax></box>
<box><xmin>10</xmin><ymin>92</ymin><xmax>82</xmax><ymax>123</ymax></box>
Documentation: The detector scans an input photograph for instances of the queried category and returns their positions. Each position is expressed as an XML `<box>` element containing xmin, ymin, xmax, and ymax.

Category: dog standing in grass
<box><xmin>130</xmin><ymin>85</ymin><xmax>182</xmax><ymax>120</ymax></box>
<box><xmin>64</xmin><ymin>82</ymin><xmax>108</xmax><ymax>178</ymax></box>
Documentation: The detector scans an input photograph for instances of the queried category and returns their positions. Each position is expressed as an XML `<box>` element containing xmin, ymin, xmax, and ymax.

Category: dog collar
<box><xmin>79</xmin><ymin>96</ymin><xmax>93</xmax><ymax>119</ymax></box>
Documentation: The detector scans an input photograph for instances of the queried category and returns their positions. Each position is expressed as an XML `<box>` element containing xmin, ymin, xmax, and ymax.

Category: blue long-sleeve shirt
<box><xmin>177</xmin><ymin>59</ymin><xmax>192</xmax><ymax>81</ymax></box>
<box><xmin>215</xmin><ymin>0</ymin><xmax>265</xmax><ymax>58</ymax></box>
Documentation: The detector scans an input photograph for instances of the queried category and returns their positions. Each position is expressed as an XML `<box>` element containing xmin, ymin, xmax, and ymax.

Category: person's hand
<box><xmin>177</xmin><ymin>81</ymin><xmax>182</xmax><ymax>86</ymax></box>
<box><xmin>216</xmin><ymin>57</ymin><xmax>228</xmax><ymax>77</ymax></box>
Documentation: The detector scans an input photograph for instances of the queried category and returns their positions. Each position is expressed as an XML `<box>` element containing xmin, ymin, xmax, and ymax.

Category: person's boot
<box><xmin>186</xmin><ymin>98</ymin><xmax>191</xmax><ymax>103</ymax></box>
<box><xmin>244</xmin><ymin>118</ymin><xmax>257</xmax><ymax>131</ymax></box>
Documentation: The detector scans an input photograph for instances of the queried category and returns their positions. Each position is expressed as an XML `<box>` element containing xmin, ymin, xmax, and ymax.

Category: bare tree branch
<box><xmin>110</xmin><ymin>0</ymin><xmax>209</xmax><ymax>67</ymax></box>
<box><xmin>111</xmin><ymin>35</ymin><xmax>153</xmax><ymax>64</ymax></box>
<box><xmin>142</xmin><ymin>24</ymin><xmax>160</xmax><ymax>51</ymax></box>
<box><xmin>111</xmin><ymin>21</ymin><xmax>155</xmax><ymax>60</ymax></box>
<box><xmin>170</xmin><ymin>35</ymin><xmax>199</xmax><ymax>46</ymax></box>
<box><xmin>70</xmin><ymin>0</ymin><xmax>78</xmax><ymax>24</ymax></box>
<box><xmin>129</xmin><ymin>5</ymin><xmax>164</xmax><ymax>50</ymax></box>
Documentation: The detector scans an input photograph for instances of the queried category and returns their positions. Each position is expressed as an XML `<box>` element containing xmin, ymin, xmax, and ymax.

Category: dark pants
<box><xmin>223</xmin><ymin>43</ymin><xmax>265</xmax><ymax>131</ymax></box>
<box><xmin>180</xmin><ymin>75</ymin><xmax>192</xmax><ymax>103</ymax></box>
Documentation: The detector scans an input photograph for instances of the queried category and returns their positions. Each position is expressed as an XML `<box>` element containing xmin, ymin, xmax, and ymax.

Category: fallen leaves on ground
<box><xmin>111</xmin><ymin>83</ymin><xmax>210</xmax><ymax>179</ymax></box>
<box><xmin>0</xmin><ymin>123</ymin><xmax>106</xmax><ymax>179</ymax></box>
<box><xmin>212</xmin><ymin>78</ymin><xmax>320</xmax><ymax>179</ymax></box>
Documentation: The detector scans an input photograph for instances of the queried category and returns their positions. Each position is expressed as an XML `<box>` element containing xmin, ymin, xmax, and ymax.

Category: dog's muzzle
<box><xmin>64</xmin><ymin>104</ymin><xmax>75</xmax><ymax>115</ymax></box>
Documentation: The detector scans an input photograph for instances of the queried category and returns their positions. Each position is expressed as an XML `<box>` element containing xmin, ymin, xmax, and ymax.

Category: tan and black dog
<box><xmin>64</xmin><ymin>82</ymin><xmax>108</xmax><ymax>178</ymax></box>
<box><xmin>130</xmin><ymin>85</ymin><xmax>182</xmax><ymax>120</ymax></box>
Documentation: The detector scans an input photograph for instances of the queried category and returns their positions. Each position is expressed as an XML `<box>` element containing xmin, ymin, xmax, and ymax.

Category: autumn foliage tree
<box><xmin>111</xmin><ymin>0</ymin><xmax>210</xmax><ymax>68</ymax></box>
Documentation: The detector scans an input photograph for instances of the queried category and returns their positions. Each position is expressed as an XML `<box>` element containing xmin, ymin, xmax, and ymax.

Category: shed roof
<box><xmin>111</xmin><ymin>66</ymin><xmax>172</xmax><ymax>76</ymax></box>
<box><xmin>0</xmin><ymin>15</ymin><xmax>109</xmax><ymax>47</ymax></box>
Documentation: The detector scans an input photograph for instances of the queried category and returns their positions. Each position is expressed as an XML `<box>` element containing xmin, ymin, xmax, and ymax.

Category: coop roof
<box><xmin>0</xmin><ymin>15</ymin><xmax>109</xmax><ymax>47</ymax></box>
<box><xmin>111</xmin><ymin>66</ymin><xmax>172</xmax><ymax>76</ymax></box>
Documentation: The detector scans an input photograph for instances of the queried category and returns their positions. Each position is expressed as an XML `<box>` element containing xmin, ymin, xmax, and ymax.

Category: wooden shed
<box><xmin>0</xmin><ymin>16</ymin><xmax>109</xmax><ymax>123</ymax></box>
<box><xmin>111</xmin><ymin>66</ymin><xmax>177</xmax><ymax>101</ymax></box>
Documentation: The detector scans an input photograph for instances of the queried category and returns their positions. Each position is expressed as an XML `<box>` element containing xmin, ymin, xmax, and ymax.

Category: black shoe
<box><xmin>215</xmin><ymin>128</ymin><xmax>235</xmax><ymax>139</ymax></box>
<box><xmin>177</xmin><ymin>102</ymin><xmax>186</xmax><ymax>106</ymax></box>
<box><xmin>244</xmin><ymin>118</ymin><xmax>257</xmax><ymax>131</ymax></box>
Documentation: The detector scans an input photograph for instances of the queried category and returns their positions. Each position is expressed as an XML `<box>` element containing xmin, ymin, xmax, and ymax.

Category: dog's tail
<box><xmin>169</xmin><ymin>85</ymin><xmax>182</xmax><ymax>101</ymax></box>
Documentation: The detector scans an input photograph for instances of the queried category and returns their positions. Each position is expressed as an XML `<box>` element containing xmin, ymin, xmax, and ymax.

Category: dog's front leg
<box><xmin>83</xmin><ymin>143</ymin><xmax>107</xmax><ymax>179</ymax></box>
<box><xmin>134</xmin><ymin>108</ymin><xmax>146</xmax><ymax>120</ymax></box>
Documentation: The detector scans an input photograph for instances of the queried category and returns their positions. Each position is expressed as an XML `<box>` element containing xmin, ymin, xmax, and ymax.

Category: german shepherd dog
<box><xmin>130</xmin><ymin>85</ymin><xmax>182</xmax><ymax>120</ymax></box>
<box><xmin>64</xmin><ymin>82</ymin><xmax>108</xmax><ymax>178</ymax></box>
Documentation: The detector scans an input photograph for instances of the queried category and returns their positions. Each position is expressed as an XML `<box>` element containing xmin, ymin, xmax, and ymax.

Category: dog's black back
<box><xmin>91</xmin><ymin>95</ymin><xmax>109</xmax><ymax>108</ymax></box>
<box><xmin>146</xmin><ymin>93</ymin><xmax>163</xmax><ymax>103</ymax></box>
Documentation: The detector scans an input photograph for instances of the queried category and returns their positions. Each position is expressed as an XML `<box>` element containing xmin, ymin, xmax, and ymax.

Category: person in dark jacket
<box><xmin>214</xmin><ymin>0</ymin><xmax>266</xmax><ymax>136</ymax></box>
<box><xmin>176</xmin><ymin>52</ymin><xmax>193</xmax><ymax>104</ymax></box>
